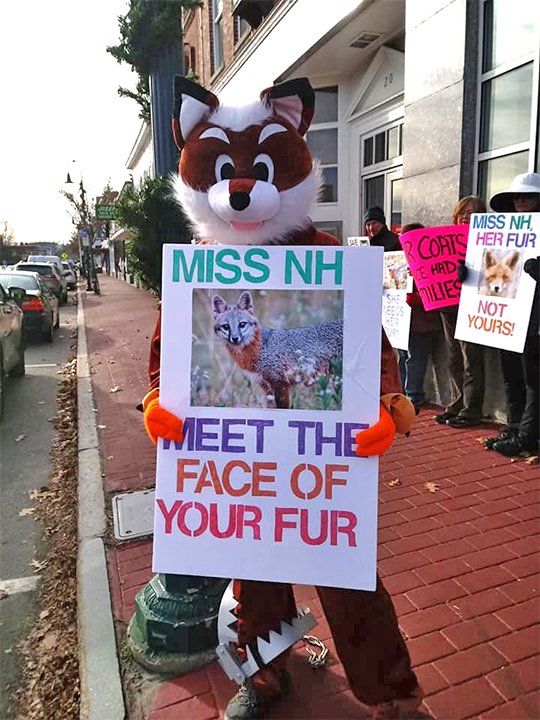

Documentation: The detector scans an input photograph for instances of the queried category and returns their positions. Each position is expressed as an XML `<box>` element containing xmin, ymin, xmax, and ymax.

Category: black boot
<box><xmin>484</xmin><ymin>426</ymin><xmax>518</xmax><ymax>450</ymax></box>
<box><xmin>492</xmin><ymin>433</ymin><xmax>537</xmax><ymax>457</ymax></box>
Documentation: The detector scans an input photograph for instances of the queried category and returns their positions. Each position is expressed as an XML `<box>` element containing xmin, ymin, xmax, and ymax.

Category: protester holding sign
<box><xmin>457</xmin><ymin>173</ymin><xmax>540</xmax><ymax>456</ymax></box>
<box><xmin>399</xmin><ymin>224</ymin><xmax>441</xmax><ymax>413</ymax></box>
<box><xmin>433</xmin><ymin>196</ymin><xmax>487</xmax><ymax>428</ymax></box>
<box><xmin>142</xmin><ymin>77</ymin><xmax>423</xmax><ymax>720</ymax></box>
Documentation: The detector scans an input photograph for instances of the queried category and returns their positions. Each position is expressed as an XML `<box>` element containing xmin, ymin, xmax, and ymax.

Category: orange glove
<box><xmin>142</xmin><ymin>389</ymin><xmax>183</xmax><ymax>445</ymax></box>
<box><xmin>355</xmin><ymin>404</ymin><xmax>396</xmax><ymax>457</ymax></box>
<box><xmin>355</xmin><ymin>393</ymin><xmax>415</xmax><ymax>457</ymax></box>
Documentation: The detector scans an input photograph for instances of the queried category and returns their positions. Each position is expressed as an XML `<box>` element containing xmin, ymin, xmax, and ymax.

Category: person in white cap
<box><xmin>486</xmin><ymin>173</ymin><xmax>540</xmax><ymax>456</ymax></box>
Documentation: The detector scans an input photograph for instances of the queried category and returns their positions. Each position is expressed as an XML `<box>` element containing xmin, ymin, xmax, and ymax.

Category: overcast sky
<box><xmin>0</xmin><ymin>0</ymin><xmax>142</xmax><ymax>245</ymax></box>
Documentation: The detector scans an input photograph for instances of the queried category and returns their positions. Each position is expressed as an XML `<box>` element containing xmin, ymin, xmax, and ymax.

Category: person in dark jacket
<box><xmin>364</xmin><ymin>206</ymin><xmax>401</xmax><ymax>252</ymax></box>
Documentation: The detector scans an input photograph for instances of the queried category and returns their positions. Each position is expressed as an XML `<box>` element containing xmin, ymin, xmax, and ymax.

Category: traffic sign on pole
<box><xmin>95</xmin><ymin>204</ymin><xmax>118</xmax><ymax>221</ymax></box>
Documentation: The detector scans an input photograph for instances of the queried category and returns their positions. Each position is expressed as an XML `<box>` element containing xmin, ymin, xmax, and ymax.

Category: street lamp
<box><xmin>64</xmin><ymin>166</ymin><xmax>95</xmax><ymax>291</ymax></box>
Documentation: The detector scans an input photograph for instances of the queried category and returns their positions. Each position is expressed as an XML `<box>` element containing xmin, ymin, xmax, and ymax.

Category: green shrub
<box><xmin>115</xmin><ymin>176</ymin><xmax>192</xmax><ymax>295</ymax></box>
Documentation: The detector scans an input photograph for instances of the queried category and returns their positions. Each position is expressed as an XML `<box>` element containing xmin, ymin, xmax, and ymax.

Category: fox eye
<box><xmin>238</xmin><ymin>321</ymin><xmax>247</xmax><ymax>328</ymax></box>
<box><xmin>215</xmin><ymin>154</ymin><xmax>235</xmax><ymax>182</ymax></box>
<box><xmin>253</xmin><ymin>154</ymin><xmax>274</xmax><ymax>183</ymax></box>
<box><xmin>221</xmin><ymin>323</ymin><xmax>230</xmax><ymax>331</ymax></box>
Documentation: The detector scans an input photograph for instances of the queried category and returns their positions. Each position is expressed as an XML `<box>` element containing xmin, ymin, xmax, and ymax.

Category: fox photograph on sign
<box><xmin>192</xmin><ymin>288</ymin><xmax>343</xmax><ymax>410</ymax></box>
<box><xmin>154</xmin><ymin>244</ymin><xmax>383</xmax><ymax>591</ymax></box>
<box><xmin>455</xmin><ymin>213</ymin><xmax>539</xmax><ymax>352</ymax></box>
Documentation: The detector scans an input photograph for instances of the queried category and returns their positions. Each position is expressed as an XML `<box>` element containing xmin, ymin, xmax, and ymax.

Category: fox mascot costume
<box><xmin>142</xmin><ymin>77</ymin><xmax>423</xmax><ymax>720</ymax></box>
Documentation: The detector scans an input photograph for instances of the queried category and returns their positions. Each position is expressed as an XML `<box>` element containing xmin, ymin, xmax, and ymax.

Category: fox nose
<box><xmin>230</xmin><ymin>336</ymin><xmax>240</xmax><ymax>344</ymax></box>
<box><xmin>230</xmin><ymin>191</ymin><xmax>250</xmax><ymax>211</ymax></box>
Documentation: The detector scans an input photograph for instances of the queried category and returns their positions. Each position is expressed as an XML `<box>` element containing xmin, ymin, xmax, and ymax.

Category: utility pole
<box><xmin>128</xmin><ymin>1</ymin><xmax>229</xmax><ymax>675</ymax></box>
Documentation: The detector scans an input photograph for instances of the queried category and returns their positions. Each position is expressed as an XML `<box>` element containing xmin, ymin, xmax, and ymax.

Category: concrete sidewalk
<box><xmin>84</xmin><ymin>274</ymin><xmax>539</xmax><ymax>720</ymax></box>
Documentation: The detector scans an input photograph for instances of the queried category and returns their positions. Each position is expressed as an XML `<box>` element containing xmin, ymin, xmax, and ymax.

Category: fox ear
<box><xmin>260</xmin><ymin>78</ymin><xmax>315</xmax><ymax>136</ymax></box>
<box><xmin>236</xmin><ymin>291</ymin><xmax>253</xmax><ymax>313</ymax></box>
<box><xmin>506</xmin><ymin>251</ymin><xmax>520</xmax><ymax>269</ymax></box>
<box><xmin>485</xmin><ymin>251</ymin><xmax>495</xmax><ymax>268</ymax></box>
<box><xmin>212</xmin><ymin>295</ymin><xmax>229</xmax><ymax>316</ymax></box>
<box><xmin>172</xmin><ymin>76</ymin><xmax>220</xmax><ymax>150</ymax></box>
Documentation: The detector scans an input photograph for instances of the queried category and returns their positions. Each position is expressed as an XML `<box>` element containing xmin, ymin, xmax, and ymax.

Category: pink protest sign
<box><xmin>399</xmin><ymin>225</ymin><xmax>469</xmax><ymax>310</ymax></box>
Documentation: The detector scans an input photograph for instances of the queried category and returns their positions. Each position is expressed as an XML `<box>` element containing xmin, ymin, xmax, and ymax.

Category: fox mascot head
<box><xmin>171</xmin><ymin>76</ymin><xmax>331</xmax><ymax>246</ymax></box>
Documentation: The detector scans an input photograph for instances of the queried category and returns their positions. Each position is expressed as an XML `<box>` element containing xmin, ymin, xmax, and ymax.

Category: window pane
<box><xmin>313</xmin><ymin>221</ymin><xmax>342</xmax><ymax>242</ymax></box>
<box><xmin>478</xmin><ymin>151</ymin><xmax>529</xmax><ymax>205</ymax></box>
<box><xmin>375</xmin><ymin>132</ymin><xmax>386</xmax><ymax>163</ymax></box>
<box><xmin>319</xmin><ymin>167</ymin><xmax>338</xmax><ymax>203</ymax></box>
<box><xmin>313</xmin><ymin>86</ymin><xmax>338</xmax><ymax>124</ymax></box>
<box><xmin>213</xmin><ymin>18</ymin><xmax>224</xmax><ymax>69</ymax></box>
<box><xmin>364</xmin><ymin>175</ymin><xmax>385</xmax><ymax>212</ymax></box>
<box><xmin>391</xmin><ymin>178</ymin><xmax>403</xmax><ymax>229</ymax></box>
<box><xmin>387</xmin><ymin>126</ymin><xmax>400</xmax><ymax>159</ymax></box>
<box><xmin>480</xmin><ymin>63</ymin><xmax>533</xmax><ymax>152</ymax></box>
<box><xmin>364</xmin><ymin>137</ymin><xmax>373</xmax><ymax>167</ymax></box>
<box><xmin>306</xmin><ymin>128</ymin><xmax>337</xmax><ymax>164</ymax></box>
<box><xmin>483</xmin><ymin>0</ymin><xmax>536</xmax><ymax>72</ymax></box>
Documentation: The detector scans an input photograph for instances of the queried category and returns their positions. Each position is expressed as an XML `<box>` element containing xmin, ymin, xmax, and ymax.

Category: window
<box><xmin>313</xmin><ymin>221</ymin><xmax>342</xmax><ymax>243</ymax></box>
<box><xmin>476</xmin><ymin>0</ymin><xmax>539</xmax><ymax>200</ymax></box>
<box><xmin>232</xmin><ymin>0</ymin><xmax>274</xmax><ymax>30</ymax></box>
<box><xmin>306</xmin><ymin>87</ymin><xmax>338</xmax><ymax>203</ymax></box>
<box><xmin>211</xmin><ymin>0</ymin><xmax>224</xmax><ymax>74</ymax></box>
<box><xmin>234</xmin><ymin>14</ymin><xmax>250</xmax><ymax>44</ymax></box>
<box><xmin>363</xmin><ymin>124</ymin><xmax>402</xmax><ymax>168</ymax></box>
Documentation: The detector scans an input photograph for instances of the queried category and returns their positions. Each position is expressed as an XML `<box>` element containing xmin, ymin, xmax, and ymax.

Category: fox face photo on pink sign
<box><xmin>155</xmin><ymin>244</ymin><xmax>384</xmax><ymax>591</ymax></box>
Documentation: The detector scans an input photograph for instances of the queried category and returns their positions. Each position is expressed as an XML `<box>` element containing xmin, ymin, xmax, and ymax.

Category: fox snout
<box><xmin>229</xmin><ymin>179</ymin><xmax>256</xmax><ymax>212</ymax></box>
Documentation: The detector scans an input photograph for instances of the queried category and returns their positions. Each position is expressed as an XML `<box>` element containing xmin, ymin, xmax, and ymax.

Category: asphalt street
<box><xmin>0</xmin><ymin>296</ymin><xmax>77</xmax><ymax>718</ymax></box>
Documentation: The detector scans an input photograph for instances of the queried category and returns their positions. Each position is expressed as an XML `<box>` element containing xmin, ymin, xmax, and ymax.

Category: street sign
<box><xmin>95</xmin><ymin>203</ymin><xmax>117</xmax><ymax>221</ymax></box>
<box><xmin>61</xmin><ymin>252</ymin><xmax>69</xmax><ymax>260</ymax></box>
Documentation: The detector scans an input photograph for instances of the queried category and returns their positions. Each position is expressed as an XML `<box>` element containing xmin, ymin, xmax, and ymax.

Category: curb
<box><xmin>76</xmin><ymin>287</ymin><xmax>125</xmax><ymax>720</ymax></box>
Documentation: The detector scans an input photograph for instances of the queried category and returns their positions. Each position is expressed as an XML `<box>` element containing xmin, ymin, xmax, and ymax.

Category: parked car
<box><xmin>15</xmin><ymin>262</ymin><xmax>68</xmax><ymax>304</ymax></box>
<box><xmin>61</xmin><ymin>261</ymin><xmax>77</xmax><ymax>290</ymax></box>
<box><xmin>27</xmin><ymin>254</ymin><xmax>64</xmax><ymax>274</ymax></box>
<box><xmin>0</xmin><ymin>271</ymin><xmax>59</xmax><ymax>341</ymax></box>
<box><xmin>0</xmin><ymin>281</ymin><xmax>25</xmax><ymax>419</ymax></box>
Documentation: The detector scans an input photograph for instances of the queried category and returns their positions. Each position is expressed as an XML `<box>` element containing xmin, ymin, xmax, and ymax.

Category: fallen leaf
<box><xmin>37</xmin><ymin>401</ymin><xmax>46</xmax><ymax>406</ymax></box>
<box><xmin>388</xmin><ymin>478</ymin><xmax>401</xmax><ymax>487</ymax></box>
<box><xmin>14</xmin><ymin>434</ymin><xmax>26</xmax><ymax>442</ymax></box>
<box><xmin>475</xmin><ymin>437</ymin><xmax>486</xmax><ymax>444</ymax></box>
<box><xmin>97</xmin><ymin>424</ymin><xmax>107</xmax><ymax>430</ymax></box>
<box><xmin>30</xmin><ymin>559</ymin><xmax>47</xmax><ymax>572</ymax></box>
<box><xmin>424</xmin><ymin>481</ymin><xmax>440</xmax><ymax>493</ymax></box>
<box><xmin>39</xmin><ymin>610</ymin><xmax>50</xmax><ymax>620</ymax></box>
<box><xmin>106</xmin><ymin>456</ymin><xmax>114</xmax><ymax>460</ymax></box>
<box><xmin>525</xmin><ymin>455</ymin><xmax>539</xmax><ymax>465</ymax></box>
<box><xmin>109</xmin><ymin>386</ymin><xmax>121</xmax><ymax>393</ymax></box>
<box><xmin>19</xmin><ymin>507</ymin><xmax>35</xmax><ymax>517</ymax></box>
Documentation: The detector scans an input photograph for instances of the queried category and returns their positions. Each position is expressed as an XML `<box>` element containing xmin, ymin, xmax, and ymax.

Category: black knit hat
<box><xmin>363</xmin><ymin>206</ymin><xmax>386</xmax><ymax>225</ymax></box>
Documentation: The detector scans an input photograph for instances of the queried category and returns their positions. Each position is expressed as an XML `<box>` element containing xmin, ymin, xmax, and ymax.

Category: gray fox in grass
<box><xmin>212</xmin><ymin>291</ymin><xmax>343</xmax><ymax>409</ymax></box>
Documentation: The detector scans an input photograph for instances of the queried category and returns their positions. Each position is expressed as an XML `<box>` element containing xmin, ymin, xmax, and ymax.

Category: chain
<box><xmin>302</xmin><ymin>635</ymin><xmax>329</xmax><ymax>668</ymax></box>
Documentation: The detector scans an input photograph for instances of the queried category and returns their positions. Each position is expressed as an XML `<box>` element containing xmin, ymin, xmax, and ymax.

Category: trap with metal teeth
<box><xmin>216</xmin><ymin>580</ymin><xmax>318</xmax><ymax>683</ymax></box>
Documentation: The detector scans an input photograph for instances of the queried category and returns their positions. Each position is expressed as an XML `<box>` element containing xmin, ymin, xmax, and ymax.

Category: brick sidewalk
<box><xmin>84</xmin><ymin>275</ymin><xmax>540</xmax><ymax>720</ymax></box>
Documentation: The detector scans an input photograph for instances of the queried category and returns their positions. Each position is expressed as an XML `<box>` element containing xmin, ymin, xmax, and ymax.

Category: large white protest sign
<box><xmin>455</xmin><ymin>213</ymin><xmax>538</xmax><ymax>352</ymax></box>
<box><xmin>153</xmin><ymin>245</ymin><xmax>383</xmax><ymax>591</ymax></box>
<box><xmin>382</xmin><ymin>251</ymin><xmax>411</xmax><ymax>351</ymax></box>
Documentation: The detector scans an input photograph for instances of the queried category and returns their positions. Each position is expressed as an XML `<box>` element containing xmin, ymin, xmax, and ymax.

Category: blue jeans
<box><xmin>402</xmin><ymin>332</ymin><xmax>433</xmax><ymax>404</ymax></box>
